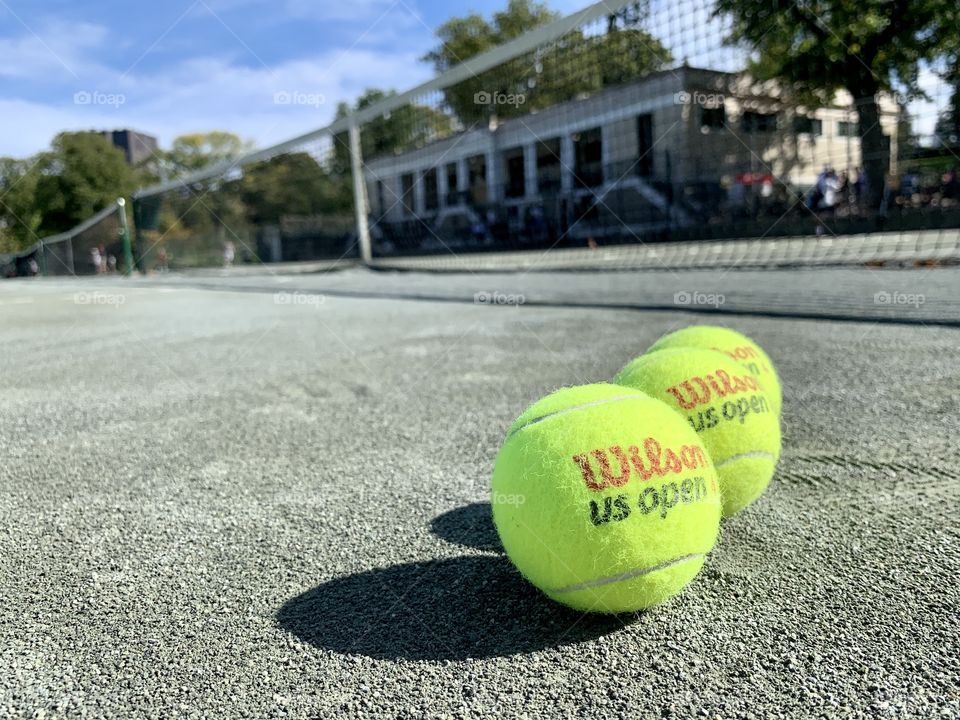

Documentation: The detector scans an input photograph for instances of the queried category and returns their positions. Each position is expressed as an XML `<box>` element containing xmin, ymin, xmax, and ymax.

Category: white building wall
<box><xmin>362</xmin><ymin>67</ymin><xmax>900</xmax><ymax>207</ymax></box>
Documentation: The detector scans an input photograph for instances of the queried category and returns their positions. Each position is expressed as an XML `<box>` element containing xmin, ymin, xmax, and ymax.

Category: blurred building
<box><xmin>363</xmin><ymin>66</ymin><xmax>899</xmax><ymax>245</ymax></box>
<box><xmin>100</xmin><ymin>130</ymin><xmax>158</xmax><ymax>165</ymax></box>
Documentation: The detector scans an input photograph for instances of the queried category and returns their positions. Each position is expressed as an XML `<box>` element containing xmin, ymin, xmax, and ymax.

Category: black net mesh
<box><xmin>134</xmin><ymin>133</ymin><xmax>358</xmax><ymax>272</ymax></box>
<box><xmin>40</xmin><ymin>206</ymin><xmax>124</xmax><ymax>277</ymax></box>
<box><xmin>129</xmin><ymin>0</ymin><xmax>959</xmax><ymax>266</ymax></box>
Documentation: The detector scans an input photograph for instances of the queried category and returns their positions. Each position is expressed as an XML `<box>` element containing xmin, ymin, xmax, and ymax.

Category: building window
<box><xmin>503</xmin><ymin>147</ymin><xmax>526</xmax><ymax>199</ymax></box>
<box><xmin>423</xmin><ymin>168</ymin><xmax>439</xmax><ymax>211</ymax></box>
<box><xmin>467</xmin><ymin>154</ymin><xmax>487</xmax><ymax>205</ymax></box>
<box><xmin>741</xmin><ymin>111</ymin><xmax>778</xmax><ymax>133</ymax></box>
<box><xmin>637</xmin><ymin>114</ymin><xmax>654</xmax><ymax>177</ymax></box>
<box><xmin>700</xmin><ymin>106</ymin><xmax>726</xmax><ymax>130</ymax></box>
<box><xmin>793</xmin><ymin>116</ymin><xmax>823</xmax><ymax>136</ymax></box>
<box><xmin>573</xmin><ymin>127</ymin><xmax>603</xmax><ymax>188</ymax></box>
<box><xmin>446</xmin><ymin>162</ymin><xmax>458</xmax><ymax>204</ymax></box>
<box><xmin>400</xmin><ymin>173</ymin><xmax>415</xmax><ymax>215</ymax></box>
<box><xmin>837</xmin><ymin>120</ymin><xmax>859</xmax><ymax>137</ymax></box>
<box><xmin>376</xmin><ymin>180</ymin><xmax>385</xmax><ymax>217</ymax></box>
<box><xmin>536</xmin><ymin>138</ymin><xmax>561</xmax><ymax>194</ymax></box>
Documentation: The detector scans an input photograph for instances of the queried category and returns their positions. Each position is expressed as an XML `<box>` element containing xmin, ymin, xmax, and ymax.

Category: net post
<box><xmin>65</xmin><ymin>235</ymin><xmax>75</xmax><ymax>275</ymax></box>
<box><xmin>348</xmin><ymin>120</ymin><xmax>372</xmax><ymax>264</ymax></box>
<box><xmin>117</xmin><ymin>198</ymin><xmax>134</xmax><ymax>276</ymax></box>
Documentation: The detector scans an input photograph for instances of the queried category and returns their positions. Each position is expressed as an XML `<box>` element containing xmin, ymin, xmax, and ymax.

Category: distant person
<box><xmin>942</xmin><ymin>168</ymin><xmax>958</xmax><ymax>205</ymax></box>
<box><xmin>107</xmin><ymin>254</ymin><xmax>117</xmax><ymax>273</ymax></box>
<box><xmin>223</xmin><ymin>240</ymin><xmax>236</xmax><ymax>268</ymax></box>
<box><xmin>90</xmin><ymin>246</ymin><xmax>102</xmax><ymax>274</ymax></box>
<box><xmin>806</xmin><ymin>167</ymin><xmax>829</xmax><ymax>210</ymax></box>
<box><xmin>852</xmin><ymin>167</ymin><xmax>866</xmax><ymax>207</ymax></box>
<box><xmin>524</xmin><ymin>206</ymin><xmax>546</xmax><ymax>243</ymax></box>
<box><xmin>822</xmin><ymin>170</ymin><xmax>840</xmax><ymax>210</ymax></box>
<box><xmin>470</xmin><ymin>218</ymin><xmax>486</xmax><ymax>244</ymax></box>
<box><xmin>836</xmin><ymin>171</ymin><xmax>849</xmax><ymax>204</ymax></box>
<box><xmin>880</xmin><ymin>173</ymin><xmax>899</xmax><ymax>217</ymax></box>
<box><xmin>98</xmin><ymin>244</ymin><xmax>108</xmax><ymax>274</ymax></box>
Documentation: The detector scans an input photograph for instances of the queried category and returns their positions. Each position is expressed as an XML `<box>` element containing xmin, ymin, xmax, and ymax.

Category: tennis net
<box><xmin>129</xmin><ymin>0</ymin><xmax>958</xmax><ymax>270</ymax></box>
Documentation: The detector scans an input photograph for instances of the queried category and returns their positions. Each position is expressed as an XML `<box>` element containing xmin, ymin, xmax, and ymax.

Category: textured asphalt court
<box><xmin>0</xmin><ymin>266</ymin><xmax>958</xmax><ymax>718</ymax></box>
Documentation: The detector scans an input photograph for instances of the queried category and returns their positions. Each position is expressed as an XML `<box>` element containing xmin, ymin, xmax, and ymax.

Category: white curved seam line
<box><xmin>508</xmin><ymin>394</ymin><xmax>645</xmax><ymax>438</ymax></box>
<box><xmin>549</xmin><ymin>553</ymin><xmax>704</xmax><ymax>594</ymax></box>
<box><xmin>715</xmin><ymin>451</ymin><xmax>777</xmax><ymax>468</ymax></box>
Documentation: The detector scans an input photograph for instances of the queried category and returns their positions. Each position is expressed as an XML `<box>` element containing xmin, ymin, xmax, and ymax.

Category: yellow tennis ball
<box><xmin>648</xmin><ymin>326</ymin><xmax>782</xmax><ymax>416</ymax></box>
<box><xmin>491</xmin><ymin>383</ymin><xmax>722</xmax><ymax>613</ymax></box>
<box><xmin>615</xmin><ymin>349</ymin><xmax>781</xmax><ymax>517</ymax></box>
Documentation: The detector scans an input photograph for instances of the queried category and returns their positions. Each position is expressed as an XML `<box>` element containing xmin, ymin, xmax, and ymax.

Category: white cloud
<box><xmin>202</xmin><ymin>0</ymin><xmax>424</xmax><ymax>28</ymax></box>
<box><xmin>0</xmin><ymin>0</ymin><xmax>442</xmax><ymax>158</ymax></box>
<box><xmin>0</xmin><ymin>46</ymin><xmax>435</xmax><ymax>159</ymax></box>
<box><xmin>283</xmin><ymin>0</ymin><xmax>422</xmax><ymax>25</ymax></box>
<box><xmin>0</xmin><ymin>99</ymin><xmax>126</xmax><ymax>156</ymax></box>
<box><xmin>0</xmin><ymin>21</ymin><xmax>109</xmax><ymax>80</ymax></box>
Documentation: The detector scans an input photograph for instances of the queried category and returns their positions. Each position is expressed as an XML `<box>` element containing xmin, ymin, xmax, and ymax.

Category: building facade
<box><xmin>364</xmin><ymin>67</ymin><xmax>899</xmax><ymax>246</ymax></box>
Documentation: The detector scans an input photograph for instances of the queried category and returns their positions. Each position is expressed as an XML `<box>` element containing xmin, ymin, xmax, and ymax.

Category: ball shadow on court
<box><xmin>276</xmin><ymin>555</ymin><xmax>626</xmax><ymax>661</ymax></box>
<box><xmin>429</xmin><ymin>502</ymin><xmax>502</xmax><ymax>553</ymax></box>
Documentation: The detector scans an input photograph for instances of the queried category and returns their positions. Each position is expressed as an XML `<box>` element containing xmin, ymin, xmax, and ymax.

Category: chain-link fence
<box><xmin>132</xmin><ymin>132</ymin><xmax>358</xmax><ymax>273</ymax></box>
<box><xmin>2</xmin><ymin>201</ymin><xmax>131</xmax><ymax>278</ymax></box>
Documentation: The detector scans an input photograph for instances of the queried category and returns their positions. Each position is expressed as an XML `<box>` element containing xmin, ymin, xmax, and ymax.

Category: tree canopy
<box><xmin>240</xmin><ymin>152</ymin><xmax>353</xmax><ymax>222</ymax></box>
<box><xmin>422</xmin><ymin>0</ymin><xmax>671</xmax><ymax>126</ymax></box>
<box><xmin>0</xmin><ymin>158</ymin><xmax>42</xmax><ymax>253</ymax></box>
<box><xmin>163</xmin><ymin>132</ymin><xmax>255</xmax><ymax>175</ymax></box>
<box><xmin>0</xmin><ymin>132</ymin><xmax>138</xmax><ymax>253</ymax></box>
<box><xmin>332</xmin><ymin>89</ymin><xmax>456</xmax><ymax>167</ymax></box>
<box><xmin>714</xmin><ymin>0</ymin><xmax>960</xmax><ymax>206</ymax></box>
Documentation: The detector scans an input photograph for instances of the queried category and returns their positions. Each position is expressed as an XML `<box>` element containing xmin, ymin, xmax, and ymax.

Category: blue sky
<box><xmin>0</xmin><ymin>0</ymin><xmax>588</xmax><ymax>158</ymax></box>
<box><xmin>0</xmin><ymin>0</ymin><xmax>949</xmax><ymax>159</ymax></box>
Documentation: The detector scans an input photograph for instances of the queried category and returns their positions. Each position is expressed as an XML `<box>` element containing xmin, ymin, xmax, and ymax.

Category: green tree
<box><xmin>32</xmin><ymin>132</ymin><xmax>136</xmax><ymax>237</ymax></box>
<box><xmin>713</xmin><ymin>0</ymin><xmax>959</xmax><ymax>208</ymax></box>
<box><xmin>423</xmin><ymin>0</ymin><xmax>558</xmax><ymax>78</ymax></box>
<box><xmin>333</xmin><ymin>89</ymin><xmax>455</xmax><ymax>166</ymax></box>
<box><xmin>422</xmin><ymin>0</ymin><xmax>670</xmax><ymax>125</ymax></box>
<box><xmin>0</xmin><ymin>157</ymin><xmax>42</xmax><ymax>252</ymax></box>
<box><xmin>154</xmin><ymin>131</ymin><xmax>251</xmax><ymax>243</ymax></box>
<box><xmin>597</xmin><ymin>7</ymin><xmax>672</xmax><ymax>87</ymax></box>
<box><xmin>163</xmin><ymin>131</ymin><xmax>254</xmax><ymax>174</ymax></box>
<box><xmin>239</xmin><ymin>152</ymin><xmax>353</xmax><ymax>222</ymax></box>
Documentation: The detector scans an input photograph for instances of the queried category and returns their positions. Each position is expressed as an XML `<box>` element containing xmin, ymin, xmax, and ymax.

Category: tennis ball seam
<box><xmin>714</xmin><ymin>450</ymin><xmax>778</xmax><ymax>467</ymax></box>
<box><xmin>548</xmin><ymin>552</ymin><xmax>705</xmax><ymax>594</ymax></box>
<box><xmin>507</xmin><ymin>393</ymin><xmax>644</xmax><ymax>439</ymax></box>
